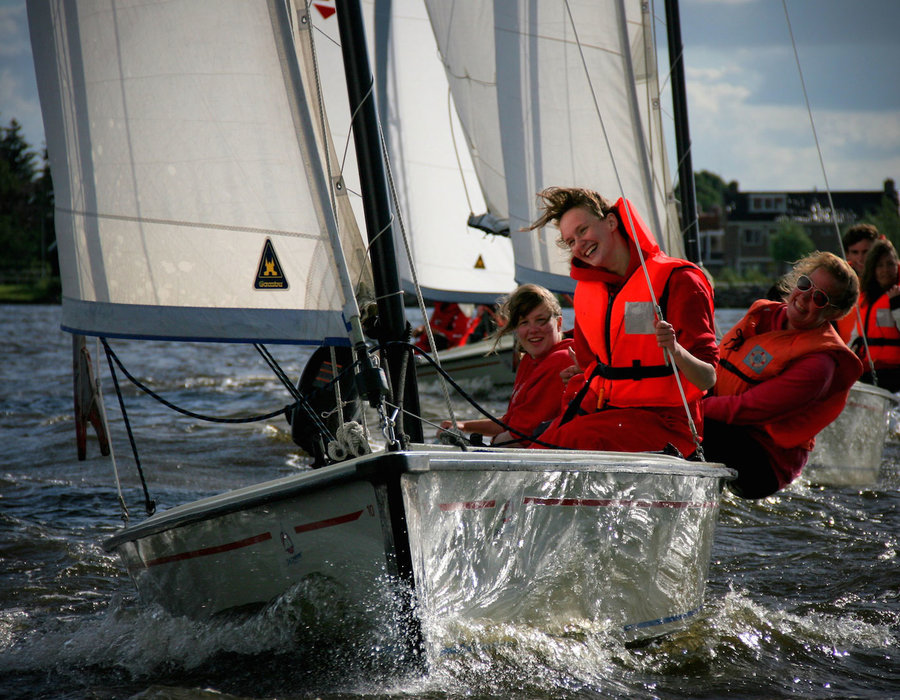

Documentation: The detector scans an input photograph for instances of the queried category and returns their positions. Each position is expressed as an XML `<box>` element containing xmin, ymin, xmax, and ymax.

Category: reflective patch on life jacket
<box><xmin>743</xmin><ymin>344</ymin><xmax>773</xmax><ymax>374</ymax></box>
<box><xmin>876</xmin><ymin>308</ymin><xmax>894</xmax><ymax>328</ymax></box>
<box><xmin>624</xmin><ymin>301</ymin><xmax>656</xmax><ymax>335</ymax></box>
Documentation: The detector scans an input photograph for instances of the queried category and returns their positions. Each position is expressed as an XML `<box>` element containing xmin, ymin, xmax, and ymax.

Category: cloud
<box><xmin>0</xmin><ymin>3</ymin><xmax>28</xmax><ymax>58</ymax></box>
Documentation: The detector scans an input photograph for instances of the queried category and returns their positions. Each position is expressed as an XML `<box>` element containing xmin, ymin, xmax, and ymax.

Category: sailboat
<box><xmin>805</xmin><ymin>381</ymin><xmax>895</xmax><ymax>486</ymax></box>
<box><xmin>28</xmin><ymin>0</ymin><xmax>733</xmax><ymax>658</ymax></box>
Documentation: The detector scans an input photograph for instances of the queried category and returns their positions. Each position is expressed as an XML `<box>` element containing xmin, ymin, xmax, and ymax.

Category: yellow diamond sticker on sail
<box><xmin>254</xmin><ymin>238</ymin><xmax>289</xmax><ymax>290</ymax></box>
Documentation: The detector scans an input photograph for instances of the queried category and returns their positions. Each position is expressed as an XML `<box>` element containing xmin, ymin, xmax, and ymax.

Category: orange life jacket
<box><xmin>716</xmin><ymin>299</ymin><xmax>861</xmax><ymax>450</ymax></box>
<box><xmin>832</xmin><ymin>307</ymin><xmax>859</xmax><ymax>344</ymax></box>
<box><xmin>574</xmin><ymin>254</ymin><xmax>710</xmax><ymax>410</ymax></box>
<box><xmin>855</xmin><ymin>290</ymin><xmax>900</xmax><ymax>369</ymax></box>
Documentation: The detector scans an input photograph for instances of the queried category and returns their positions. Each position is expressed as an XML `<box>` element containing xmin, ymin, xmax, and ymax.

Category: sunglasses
<box><xmin>796</xmin><ymin>274</ymin><xmax>836</xmax><ymax>309</ymax></box>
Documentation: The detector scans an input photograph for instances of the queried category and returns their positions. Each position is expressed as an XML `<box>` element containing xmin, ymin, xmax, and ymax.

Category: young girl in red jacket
<box><xmin>439</xmin><ymin>284</ymin><xmax>573</xmax><ymax>445</ymax></box>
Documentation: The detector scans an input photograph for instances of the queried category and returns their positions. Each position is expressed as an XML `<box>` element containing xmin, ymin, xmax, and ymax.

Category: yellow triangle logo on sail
<box><xmin>474</xmin><ymin>255</ymin><xmax>485</xmax><ymax>269</ymax></box>
<box><xmin>254</xmin><ymin>238</ymin><xmax>289</xmax><ymax>290</ymax></box>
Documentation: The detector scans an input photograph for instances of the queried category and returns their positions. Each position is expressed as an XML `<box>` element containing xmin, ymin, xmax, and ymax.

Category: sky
<box><xmin>2</xmin><ymin>0</ymin><xmax>899</xmax><ymax>193</ymax></box>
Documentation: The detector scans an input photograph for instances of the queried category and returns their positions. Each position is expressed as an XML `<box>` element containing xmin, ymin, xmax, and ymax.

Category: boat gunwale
<box><xmin>103</xmin><ymin>448</ymin><xmax>733</xmax><ymax>551</ymax></box>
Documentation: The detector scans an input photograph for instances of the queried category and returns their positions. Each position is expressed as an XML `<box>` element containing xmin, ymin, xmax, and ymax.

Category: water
<box><xmin>1</xmin><ymin>304</ymin><xmax>898</xmax><ymax>699</ymax></box>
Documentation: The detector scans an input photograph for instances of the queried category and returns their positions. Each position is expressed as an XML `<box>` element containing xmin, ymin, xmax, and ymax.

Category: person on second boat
<box><xmin>703</xmin><ymin>251</ymin><xmax>862</xmax><ymax>499</ymax></box>
<box><xmin>853</xmin><ymin>238</ymin><xmax>900</xmax><ymax>392</ymax></box>
<box><xmin>439</xmin><ymin>284</ymin><xmax>573</xmax><ymax>446</ymax></box>
<box><xmin>524</xmin><ymin>186</ymin><xmax>718</xmax><ymax>458</ymax></box>
<box><xmin>412</xmin><ymin>301</ymin><xmax>471</xmax><ymax>352</ymax></box>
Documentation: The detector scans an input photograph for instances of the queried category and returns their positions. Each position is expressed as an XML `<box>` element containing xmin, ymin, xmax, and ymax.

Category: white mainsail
<box><xmin>29</xmin><ymin>0</ymin><xmax>371</xmax><ymax>344</ymax></box>
<box><xmin>424</xmin><ymin>0</ymin><xmax>683</xmax><ymax>294</ymax></box>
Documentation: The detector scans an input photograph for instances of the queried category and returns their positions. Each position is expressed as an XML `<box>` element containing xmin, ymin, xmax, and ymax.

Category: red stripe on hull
<box><xmin>294</xmin><ymin>509</ymin><xmax>364</xmax><ymax>533</ymax></box>
<box><xmin>523</xmin><ymin>497</ymin><xmax>718</xmax><ymax>509</ymax></box>
<box><xmin>142</xmin><ymin>531</ymin><xmax>272</xmax><ymax>568</ymax></box>
<box><xmin>439</xmin><ymin>500</ymin><xmax>497</xmax><ymax>512</ymax></box>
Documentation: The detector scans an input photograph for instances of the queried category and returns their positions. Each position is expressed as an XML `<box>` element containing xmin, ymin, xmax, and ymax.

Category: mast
<box><xmin>336</xmin><ymin>0</ymin><xmax>422</xmax><ymax>443</ymax></box>
<box><xmin>664</xmin><ymin>0</ymin><xmax>701</xmax><ymax>264</ymax></box>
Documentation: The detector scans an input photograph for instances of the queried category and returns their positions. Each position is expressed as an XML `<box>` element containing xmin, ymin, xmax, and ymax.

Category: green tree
<box><xmin>862</xmin><ymin>196</ymin><xmax>900</xmax><ymax>248</ymax></box>
<box><xmin>769</xmin><ymin>219</ymin><xmax>815</xmax><ymax>274</ymax></box>
<box><xmin>678</xmin><ymin>170</ymin><xmax>740</xmax><ymax>213</ymax></box>
<box><xmin>0</xmin><ymin>117</ymin><xmax>52</xmax><ymax>272</ymax></box>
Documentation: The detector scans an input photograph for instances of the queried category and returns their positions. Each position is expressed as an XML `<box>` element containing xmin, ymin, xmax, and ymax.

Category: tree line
<box><xmin>1</xmin><ymin>117</ymin><xmax>55</xmax><ymax>280</ymax></box>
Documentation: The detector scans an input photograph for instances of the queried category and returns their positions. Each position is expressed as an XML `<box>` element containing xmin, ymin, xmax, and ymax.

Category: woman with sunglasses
<box><xmin>703</xmin><ymin>251</ymin><xmax>862</xmax><ymax>499</ymax></box>
<box><xmin>853</xmin><ymin>238</ymin><xmax>900</xmax><ymax>391</ymax></box>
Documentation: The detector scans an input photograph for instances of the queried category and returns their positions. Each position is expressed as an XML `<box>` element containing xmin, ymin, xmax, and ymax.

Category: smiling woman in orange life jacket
<box><xmin>523</xmin><ymin>187</ymin><xmax>718</xmax><ymax>458</ymax></box>
<box><xmin>438</xmin><ymin>283</ymin><xmax>574</xmax><ymax>446</ymax></box>
<box><xmin>704</xmin><ymin>252</ymin><xmax>862</xmax><ymax>499</ymax></box>
<box><xmin>853</xmin><ymin>238</ymin><xmax>900</xmax><ymax>392</ymax></box>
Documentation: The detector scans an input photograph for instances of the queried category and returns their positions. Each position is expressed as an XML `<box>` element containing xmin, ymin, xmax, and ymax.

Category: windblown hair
<box><xmin>860</xmin><ymin>238</ymin><xmax>899</xmax><ymax>306</ymax></box>
<box><xmin>777</xmin><ymin>250</ymin><xmax>859</xmax><ymax>318</ymax></box>
<box><xmin>490</xmin><ymin>283</ymin><xmax>561</xmax><ymax>352</ymax></box>
<box><xmin>526</xmin><ymin>186</ymin><xmax>615</xmax><ymax>250</ymax></box>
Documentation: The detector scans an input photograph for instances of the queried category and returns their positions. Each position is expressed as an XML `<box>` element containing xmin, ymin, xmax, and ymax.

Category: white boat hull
<box><xmin>415</xmin><ymin>335</ymin><xmax>517</xmax><ymax>388</ymax></box>
<box><xmin>805</xmin><ymin>381</ymin><xmax>896</xmax><ymax>486</ymax></box>
<box><xmin>105</xmin><ymin>448</ymin><xmax>732</xmax><ymax>649</ymax></box>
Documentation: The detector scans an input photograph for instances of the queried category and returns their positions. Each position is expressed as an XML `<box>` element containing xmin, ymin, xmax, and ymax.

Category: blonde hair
<box><xmin>777</xmin><ymin>250</ymin><xmax>859</xmax><ymax>317</ymax></box>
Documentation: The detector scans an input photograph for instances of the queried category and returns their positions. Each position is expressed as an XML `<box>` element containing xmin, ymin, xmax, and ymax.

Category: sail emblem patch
<box><xmin>254</xmin><ymin>238</ymin><xmax>289</xmax><ymax>290</ymax></box>
<box><xmin>743</xmin><ymin>344</ymin><xmax>773</xmax><ymax>374</ymax></box>
<box><xmin>474</xmin><ymin>254</ymin><xmax>485</xmax><ymax>269</ymax></box>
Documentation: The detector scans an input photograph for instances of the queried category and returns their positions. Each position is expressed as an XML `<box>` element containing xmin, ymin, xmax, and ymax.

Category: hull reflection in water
<box><xmin>806</xmin><ymin>381</ymin><xmax>896</xmax><ymax>486</ymax></box>
<box><xmin>105</xmin><ymin>448</ymin><xmax>732</xmax><ymax>655</ymax></box>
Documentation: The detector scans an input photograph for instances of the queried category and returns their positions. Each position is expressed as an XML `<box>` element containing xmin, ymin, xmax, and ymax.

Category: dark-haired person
<box><xmin>834</xmin><ymin>223</ymin><xmax>881</xmax><ymax>341</ymax></box>
<box><xmin>703</xmin><ymin>252</ymin><xmax>862</xmax><ymax>498</ymax></box>
<box><xmin>853</xmin><ymin>238</ymin><xmax>900</xmax><ymax>392</ymax></box>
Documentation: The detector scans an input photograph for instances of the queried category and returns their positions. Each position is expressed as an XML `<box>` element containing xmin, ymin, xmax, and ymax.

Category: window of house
<box><xmin>743</xmin><ymin>229</ymin><xmax>763</xmax><ymax>246</ymax></box>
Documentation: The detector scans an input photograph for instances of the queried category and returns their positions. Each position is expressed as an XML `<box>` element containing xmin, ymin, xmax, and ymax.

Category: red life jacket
<box><xmin>855</xmin><ymin>290</ymin><xmax>900</xmax><ymax>369</ymax></box>
<box><xmin>716</xmin><ymin>299</ymin><xmax>862</xmax><ymax>450</ymax></box>
<box><xmin>573</xmin><ymin>199</ymin><xmax>712</xmax><ymax>410</ymax></box>
<box><xmin>415</xmin><ymin>302</ymin><xmax>471</xmax><ymax>351</ymax></box>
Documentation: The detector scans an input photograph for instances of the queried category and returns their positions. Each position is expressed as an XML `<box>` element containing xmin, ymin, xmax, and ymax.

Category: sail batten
<box><xmin>30</xmin><ymin>0</ymin><xmax>369</xmax><ymax>344</ymax></box>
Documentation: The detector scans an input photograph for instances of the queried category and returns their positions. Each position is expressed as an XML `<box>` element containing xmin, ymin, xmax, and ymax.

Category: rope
<box><xmin>101</xmin><ymin>340</ymin><xmax>156</xmax><ymax>517</ymax></box>
<box><xmin>91</xmin><ymin>337</ymin><xmax>129</xmax><ymax>523</ymax></box>
<box><xmin>446</xmin><ymin>85</ymin><xmax>474</xmax><ymax>214</ymax></box>
<box><xmin>371</xmin><ymin>84</ymin><xmax>462</xmax><ymax>435</ymax></box>
<box><xmin>781</xmin><ymin>0</ymin><xmax>876</xmax><ymax>384</ymax></box>
<box><xmin>563</xmin><ymin>0</ymin><xmax>703</xmax><ymax>458</ymax></box>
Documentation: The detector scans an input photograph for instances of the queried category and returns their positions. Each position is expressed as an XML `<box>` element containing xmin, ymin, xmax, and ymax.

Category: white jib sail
<box><xmin>308</xmin><ymin>0</ymin><xmax>516</xmax><ymax>305</ymax></box>
<box><xmin>424</xmin><ymin>0</ymin><xmax>683</xmax><ymax>294</ymax></box>
<box><xmin>29</xmin><ymin>0</ymin><xmax>371</xmax><ymax>344</ymax></box>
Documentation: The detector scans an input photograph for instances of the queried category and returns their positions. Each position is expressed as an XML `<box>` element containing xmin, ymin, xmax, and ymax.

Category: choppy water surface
<box><xmin>1</xmin><ymin>304</ymin><xmax>897</xmax><ymax>699</ymax></box>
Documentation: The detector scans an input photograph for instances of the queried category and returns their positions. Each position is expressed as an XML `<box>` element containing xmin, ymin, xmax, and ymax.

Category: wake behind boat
<box><xmin>28</xmin><ymin>0</ymin><xmax>733</xmax><ymax>662</ymax></box>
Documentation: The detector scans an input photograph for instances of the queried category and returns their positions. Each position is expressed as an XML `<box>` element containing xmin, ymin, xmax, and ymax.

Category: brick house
<box><xmin>699</xmin><ymin>179</ymin><xmax>898</xmax><ymax>277</ymax></box>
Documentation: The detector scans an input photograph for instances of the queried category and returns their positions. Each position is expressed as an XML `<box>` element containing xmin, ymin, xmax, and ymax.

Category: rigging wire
<box><xmin>563</xmin><ymin>0</ymin><xmax>704</xmax><ymax>458</ymax></box>
<box><xmin>89</xmin><ymin>337</ymin><xmax>129</xmax><ymax>523</ymax></box>
<box><xmin>101</xmin><ymin>339</ymin><xmax>156</xmax><ymax>518</ymax></box>
<box><xmin>781</xmin><ymin>0</ymin><xmax>876</xmax><ymax>383</ymax></box>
